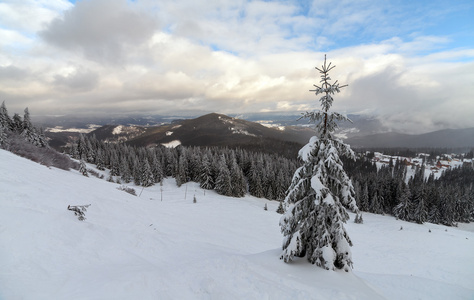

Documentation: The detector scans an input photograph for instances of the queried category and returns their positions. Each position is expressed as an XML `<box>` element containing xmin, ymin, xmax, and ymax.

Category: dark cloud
<box><xmin>0</xmin><ymin>65</ymin><xmax>29</xmax><ymax>81</ymax></box>
<box><xmin>53</xmin><ymin>68</ymin><xmax>99</xmax><ymax>92</ymax></box>
<box><xmin>39</xmin><ymin>0</ymin><xmax>158</xmax><ymax>64</ymax></box>
<box><xmin>347</xmin><ymin>67</ymin><xmax>416</xmax><ymax>113</ymax></box>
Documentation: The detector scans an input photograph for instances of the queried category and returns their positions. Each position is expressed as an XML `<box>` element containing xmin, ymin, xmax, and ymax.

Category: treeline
<box><xmin>344</xmin><ymin>155</ymin><xmax>474</xmax><ymax>226</ymax></box>
<box><xmin>358</xmin><ymin>147</ymin><xmax>474</xmax><ymax>160</ymax></box>
<box><xmin>0</xmin><ymin>102</ymin><xmax>75</xmax><ymax>170</ymax></box>
<box><xmin>2</xmin><ymin>102</ymin><xmax>473</xmax><ymax>224</ymax></box>
<box><xmin>69</xmin><ymin>133</ymin><xmax>298</xmax><ymax>200</ymax></box>
<box><xmin>0</xmin><ymin>102</ymin><xmax>47</xmax><ymax>148</ymax></box>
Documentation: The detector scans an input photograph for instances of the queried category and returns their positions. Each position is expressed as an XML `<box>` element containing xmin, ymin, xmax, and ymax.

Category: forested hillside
<box><xmin>2</xmin><ymin>102</ymin><xmax>473</xmax><ymax>227</ymax></box>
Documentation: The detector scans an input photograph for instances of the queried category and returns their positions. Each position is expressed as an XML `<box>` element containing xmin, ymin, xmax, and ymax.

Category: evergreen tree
<box><xmin>413</xmin><ymin>189</ymin><xmax>428</xmax><ymax>224</ymax></box>
<box><xmin>79</xmin><ymin>158</ymin><xmax>88</xmax><ymax>177</ymax></box>
<box><xmin>96</xmin><ymin>149</ymin><xmax>105</xmax><ymax>171</ymax></box>
<box><xmin>276</xmin><ymin>200</ymin><xmax>285</xmax><ymax>214</ymax></box>
<box><xmin>77</xmin><ymin>134</ymin><xmax>87</xmax><ymax>160</ymax></box>
<box><xmin>0</xmin><ymin>101</ymin><xmax>12</xmax><ymax>130</ymax></box>
<box><xmin>370</xmin><ymin>190</ymin><xmax>383</xmax><ymax>214</ymax></box>
<box><xmin>354</xmin><ymin>213</ymin><xmax>364</xmax><ymax>224</ymax></box>
<box><xmin>85</xmin><ymin>140</ymin><xmax>95</xmax><ymax>163</ymax></box>
<box><xmin>140</xmin><ymin>159</ymin><xmax>154</xmax><ymax>187</ymax></box>
<box><xmin>36</xmin><ymin>127</ymin><xmax>48</xmax><ymax>147</ymax></box>
<box><xmin>249</xmin><ymin>161</ymin><xmax>264</xmax><ymax>198</ymax></box>
<box><xmin>393</xmin><ymin>183</ymin><xmax>412</xmax><ymax>221</ymax></box>
<box><xmin>199</xmin><ymin>153</ymin><xmax>214</xmax><ymax>190</ymax></box>
<box><xmin>360</xmin><ymin>183</ymin><xmax>369</xmax><ymax>212</ymax></box>
<box><xmin>12</xmin><ymin>113</ymin><xmax>23</xmax><ymax>132</ymax></box>
<box><xmin>215</xmin><ymin>155</ymin><xmax>232</xmax><ymax>196</ymax></box>
<box><xmin>151</xmin><ymin>154</ymin><xmax>163</xmax><ymax>183</ymax></box>
<box><xmin>440</xmin><ymin>187</ymin><xmax>456</xmax><ymax>226</ymax></box>
<box><xmin>21</xmin><ymin>107</ymin><xmax>38</xmax><ymax>145</ymax></box>
<box><xmin>275</xmin><ymin>169</ymin><xmax>287</xmax><ymax>201</ymax></box>
<box><xmin>428</xmin><ymin>204</ymin><xmax>441</xmax><ymax>224</ymax></box>
<box><xmin>132</xmin><ymin>158</ymin><xmax>141</xmax><ymax>186</ymax></box>
<box><xmin>353</xmin><ymin>180</ymin><xmax>361</xmax><ymax>207</ymax></box>
<box><xmin>69</xmin><ymin>142</ymin><xmax>79</xmax><ymax>159</ymax></box>
<box><xmin>280</xmin><ymin>56</ymin><xmax>358</xmax><ymax>271</ymax></box>
<box><xmin>120</xmin><ymin>159</ymin><xmax>132</xmax><ymax>183</ymax></box>
<box><xmin>0</xmin><ymin>124</ymin><xmax>8</xmax><ymax>149</ymax></box>
<box><xmin>230</xmin><ymin>155</ymin><xmax>246</xmax><ymax>197</ymax></box>
<box><xmin>165</xmin><ymin>148</ymin><xmax>176</xmax><ymax>177</ymax></box>
<box><xmin>109</xmin><ymin>152</ymin><xmax>120</xmax><ymax>176</ymax></box>
<box><xmin>176</xmin><ymin>153</ymin><xmax>188</xmax><ymax>187</ymax></box>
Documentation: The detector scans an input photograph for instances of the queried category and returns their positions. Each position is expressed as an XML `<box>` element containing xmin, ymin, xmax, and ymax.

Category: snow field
<box><xmin>1</xmin><ymin>149</ymin><xmax>473</xmax><ymax>299</ymax></box>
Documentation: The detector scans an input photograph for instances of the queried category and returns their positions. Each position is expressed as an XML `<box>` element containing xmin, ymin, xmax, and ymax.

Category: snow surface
<box><xmin>161</xmin><ymin>140</ymin><xmax>181</xmax><ymax>148</ymax></box>
<box><xmin>231</xmin><ymin>128</ymin><xmax>257</xmax><ymax>137</ymax></box>
<box><xmin>112</xmin><ymin>125</ymin><xmax>123</xmax><ymax>135</ymax></box>
<box><xmin>1</xmin><ymin>149</ymin><xmax>474</xmax><ymax>300</ymax></box>
<box><xmin>46</xmin><ymin>124</ymin><xmax>101</xmax><ymax>134</ymax></box>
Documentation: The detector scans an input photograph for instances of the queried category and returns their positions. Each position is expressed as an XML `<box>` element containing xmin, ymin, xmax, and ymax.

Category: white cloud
<box><xmin>0</xmin><ymin>0</ymin><xmax>473</xmax><ymax>133</ymax></box>
<box><xmin>39</xmin><ymin>0</ymin><xmax>158</xmax><ymax>64</ymax></box>
<box><xmin>0</xmin><ymin>0</ymin><xmax>72</xmax><ymax>33</ymax></box>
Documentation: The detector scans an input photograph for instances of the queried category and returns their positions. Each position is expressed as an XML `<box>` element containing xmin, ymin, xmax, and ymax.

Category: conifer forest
<box><xmin>1</xmin><ymin>101</ymin><xmax>473</xmax><ymax>229</ymax></box>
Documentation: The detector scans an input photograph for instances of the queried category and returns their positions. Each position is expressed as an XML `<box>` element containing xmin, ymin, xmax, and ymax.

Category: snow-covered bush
<box><xmin>67</xmin><ymin>204</ymin><xmax>91</xmax><ymax>221</ymax></box>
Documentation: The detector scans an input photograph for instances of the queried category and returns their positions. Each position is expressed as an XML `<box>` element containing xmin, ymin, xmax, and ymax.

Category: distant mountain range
<box><xmin>346</xmin><ymin>127</ymin><xmax>474</xmax><ymax>149</ymax></box>
<box><xmin>43</xmin><ymin>112</ymin><xmax>474</xmax><ymax>153</ymax></box>
<box><xmin>94</xmin><ymin>113</ymin><xmax>306</xmax><ymax>158</ymax></box>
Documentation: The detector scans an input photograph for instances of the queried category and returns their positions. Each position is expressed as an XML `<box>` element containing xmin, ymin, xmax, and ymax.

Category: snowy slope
<box><xmin>1</xmin><ymin>149</ymin><xmax>473</xmax><ymax>300</ymax></box>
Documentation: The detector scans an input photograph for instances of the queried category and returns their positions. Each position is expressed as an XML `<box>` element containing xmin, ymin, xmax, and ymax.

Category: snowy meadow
<box><xmin>1</xmin><ymin>149</ymin><xmax>473</xmax><ymax>299</ymax></box>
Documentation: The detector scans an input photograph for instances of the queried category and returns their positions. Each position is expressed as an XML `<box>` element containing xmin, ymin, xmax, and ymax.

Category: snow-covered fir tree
<box><xmin>120</xmin><ymin>159</ymin><xmax>132</xmax><ymax>183</ymax></box>
<box><xmin>0</xmin><ymin>101</ymin><xmax>12</xmax><ymax>131</ymax></box>
<box><xmin>370</xmin><ymin>190</ymin><xmax>383</xmax><ymax>214</ymax></box>
<box><xmin>413</xmin><ymin>191</ymin><xmax>428</xmax><ymax>224</ymax></box>
<box><xmin>0</xmin><ymin>123</ymin><xmax>7</xmax><ymax>149</ymax></box>
<box><xmin>151</xmin><ymin>154</ymin><xmax>163</xmax><ymax>183</ymax></box>
<box><xmin>215</xmin><ymin>154</ymin><xmax>232</xmax><ymax>196</ymax></box>
<box><xmin>275</xmin><ymin>169</ymin><xmax>287</xmax><ymax>201</ymax></box>
<box><xmin>393</xmin><ymin>183</ymin><xmax>412</xmax><ymax>221</ymax></box>
<box><xmin>95</xmin><ymin>149</ymin><xmax>105</xmax><ymax>171</ymax></box>
<box><xmin>276</xmin><ymin>200</ymin><xmax>285</xmax><ymax>214</ymax></box>
<box><xmin>20</xmin><ymin>107</ymin><xmax>45</xmax><ymax>147</ymax></box>
<box><xmin>79</xmin><ymin>158</ymin><xmax>88</xmax><ymax>177</ymax></box>
<box><xmin>12</xmin><ymin>113</ymin><xmax>22</xmax><ymax>132</ymax></box>
<box><xmin>360</xmin><ymin>182</ymin><xmax>369</xmax><ymax>212</ymax></box>
<box><xmin>230</xmin><ymin>154</ymin><xmax>246</xmax><ymax>197</ymax></box>
<box><xmin>140</xmin><ymin>159</ymin><xmax>154</xmax><ymax>187</ymax></box>
<box><xmin>280</xmin><ymin>56</ymin><xmax>359</xmax><ymax>271</ymax></box>
<box><xmin>199</xmin><ymin>153</ymin><xmax>214</xmax><ymax>190</ymax></box>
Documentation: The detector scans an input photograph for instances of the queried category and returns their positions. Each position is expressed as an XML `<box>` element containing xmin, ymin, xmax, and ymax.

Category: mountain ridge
<box><xmin>346</xmin><ymin>127</ymin><xmax>474</xmax><ymax>149</ymax></box>
<box><xmin>92</xmin><ymin>113</ymin><xmax>308</xmax><ymax>158</ymax></box>
<box><xmin>45</xmin><ymin>112</ymin><xmax>474</xmax><ymax>153</ymax></box>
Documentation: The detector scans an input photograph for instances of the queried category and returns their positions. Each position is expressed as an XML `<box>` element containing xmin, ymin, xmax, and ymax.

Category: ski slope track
<box><xmin>1</xmin><ymin>149</ymin><xmax>473</xmax><ymax>299</ymax></box>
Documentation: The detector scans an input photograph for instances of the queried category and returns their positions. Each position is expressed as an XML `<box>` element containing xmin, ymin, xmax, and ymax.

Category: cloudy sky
<box><xmin>1</xmin><ymin>0</ymin><xmax>473</xmax><ymax>133</ymax></box>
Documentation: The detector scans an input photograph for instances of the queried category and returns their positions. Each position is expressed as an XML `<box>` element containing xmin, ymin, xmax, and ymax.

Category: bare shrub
<box><xmin>7</xmin><ymin>132</ymin><xmax>76</xmax><ymax>170</ymax></box>
<box><xmin>117</xmin><ymin>185</ymin><xmax>137</xmax><ymax>196</ymax></box>
<box><xmin>87</xmin><ymin>169</ymin><xmax>101</xmax><ymax>178</ymax></box>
